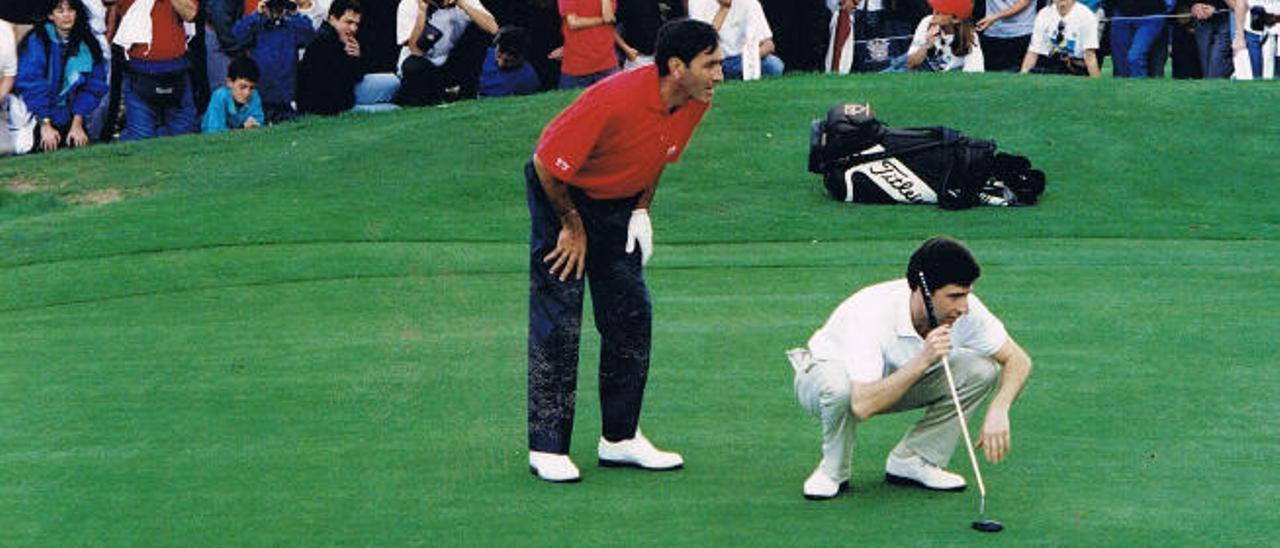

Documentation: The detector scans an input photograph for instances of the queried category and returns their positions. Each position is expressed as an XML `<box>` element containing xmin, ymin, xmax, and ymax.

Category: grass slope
<box><xmin>2</xmin><ymin>72</ymin><xmax>1277</xmax><ymax>546</ymax></box>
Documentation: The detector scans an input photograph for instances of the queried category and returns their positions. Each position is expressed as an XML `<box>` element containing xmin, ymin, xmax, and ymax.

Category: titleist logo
<box><xmin>846</xmin><ymin>145</ymin><xmax>937</xmax><ymax>204</ymax></box>
<box><xmin>868</xmin><ymin>161</ymin><xmax>926</xmax><ymax>203</ymax></box>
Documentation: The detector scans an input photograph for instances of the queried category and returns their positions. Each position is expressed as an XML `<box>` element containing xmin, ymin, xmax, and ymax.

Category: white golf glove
<box><xmin>625</xmin><ymin>208</ymin><xmax>653</xmax><ymax>266</ymax></box>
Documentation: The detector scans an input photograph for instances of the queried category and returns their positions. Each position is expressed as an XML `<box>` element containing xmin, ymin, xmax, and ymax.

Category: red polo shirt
<box><xmin>117</xmin><ymin>0</ymin><xmax>197</xmax><ymax>62</ymax></box>
<box><xmin>559</xmin><ymin>0</ymin><xmax>619</xmax><ymax>76</ymax></box>
<box><xmin>535</xmin><ymin>65</ymin><xmax>710</xmax><ymax>200</ymax></box>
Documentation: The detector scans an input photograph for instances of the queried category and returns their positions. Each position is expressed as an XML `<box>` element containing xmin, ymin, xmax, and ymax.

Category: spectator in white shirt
<box><xmin>1019</xmin><ymin>0</ymin><xmax>1100</xmax><ymax>76</ymax></box>
<box><xmin>689</xmin><ymin>0</ymin><xmax>784</xmax><ymax>78</ymax></box>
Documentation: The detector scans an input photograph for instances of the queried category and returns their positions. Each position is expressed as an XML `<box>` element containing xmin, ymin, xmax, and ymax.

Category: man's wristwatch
<box><xmin>41</xmin><ymin>117</ymin><xmax>53</xmax><ymax>126</ymax></box>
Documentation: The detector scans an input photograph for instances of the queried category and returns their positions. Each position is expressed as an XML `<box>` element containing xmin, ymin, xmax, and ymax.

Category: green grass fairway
<box><xmin>2</xmin><ymin>72</ymin><xmax>1277</xmax><ymax>545</ymax></box>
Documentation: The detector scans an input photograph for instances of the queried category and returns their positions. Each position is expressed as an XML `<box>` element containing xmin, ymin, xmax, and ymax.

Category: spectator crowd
<box><xmin>0</xmin><ymin>0</ymin><xmax>1273</xmax><ymax>155</ymax></box>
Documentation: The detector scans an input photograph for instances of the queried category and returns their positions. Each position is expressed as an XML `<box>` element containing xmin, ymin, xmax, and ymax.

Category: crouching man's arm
<box><xmin>977</xmin><ymin>337</ymin><xmax>1032</xmax><ymax>463</ymax></box>
<box><xmin>850</xmin><ymin>325</ymin><xmax>952</xmax><ymax>421</ymax></box>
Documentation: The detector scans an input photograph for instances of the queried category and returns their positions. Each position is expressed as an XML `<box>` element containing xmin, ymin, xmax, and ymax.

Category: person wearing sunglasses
<box><xmin>1018</xmin><ymin>0</ymin><xmax>1100</xmax><ymax>75</ymax></box>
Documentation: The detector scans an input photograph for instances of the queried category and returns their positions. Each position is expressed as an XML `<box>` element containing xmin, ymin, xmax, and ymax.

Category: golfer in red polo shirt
<box><xmin>525</xmin><ymin>19</ymin><xmax>723</xmax><ymax>483</ymax></box>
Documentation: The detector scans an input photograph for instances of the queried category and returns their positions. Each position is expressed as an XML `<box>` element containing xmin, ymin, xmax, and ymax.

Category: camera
<box><xmin>265</xmin><ymin>0</ymin><xmax>297</xmax><ymax>16</ymax></box>
<box><xmin>1250</xmin><ymin>6</ymin><xmax>1273</xmax><ymax>32</ymax></box>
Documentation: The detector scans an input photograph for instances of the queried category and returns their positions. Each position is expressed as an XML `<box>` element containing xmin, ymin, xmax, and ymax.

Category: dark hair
<box><xmin>906</xmin><ymin>236</ymin><xmax>981</xmax><ymax>293</ymax></box>
<box><xmin>494</xmin><ymin>25</ymin><xmax>527</xmax><ymax>56</ymax></box>
<box><xmin>328</xmin><ymin>0</ymin><xmax>362</xmax><ymax>18</ymax></box>
<box><xmin>654</xmin><ymin>18</ymin><xmax>719</xmax><ymax>77</ymax></box>
<box><xmin>949</xmin><ymin>19</ymin><xmax>977</xmax><ymax>58</ymax></box>
<box><xmin>227</xmin><ymin>56</ymin><xmax>261</xmax><ymax>83</ymax></box>
<box><xmin>28</xmin><ymin>0</ymin><xmax>103</xmax><ymax>64</ymax></box>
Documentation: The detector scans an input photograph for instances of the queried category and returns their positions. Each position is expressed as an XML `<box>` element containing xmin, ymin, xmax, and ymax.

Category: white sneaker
<box><xmin>529</xmin><ymin>451</ymin><xmax>581</xmax><ymax>483</ymax></box>
<box><xmin>802</xmin><ymin>467</ymin><xmax>850</xmax><ymax>501</ymax></box>
<box><xmin>597</xmin><ymin>429</ymin><xmax>684</xmax><ymax>471</ymax></box>
<box><xmin>884</xmin><ymin>453</ymin><xmax>966</xmax><ymax>492</ymax></box>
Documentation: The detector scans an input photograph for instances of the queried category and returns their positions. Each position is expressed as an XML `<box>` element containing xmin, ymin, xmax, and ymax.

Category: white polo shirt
<box><xmin>689</xmin><ymin>0</ymin><xmax>774</xmax><ymax>57</ymax></box>
<box><xmin>1027</xmin><ymin>2</ymin><xmax>1099</xmax><ymax>60</ymax></box>
<box><xmin>807</xmin><ymin>279</ymin><xmax>1009</xmax><ymax>383</ymax></box>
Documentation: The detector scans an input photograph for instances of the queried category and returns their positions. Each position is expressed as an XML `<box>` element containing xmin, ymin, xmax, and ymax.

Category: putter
<box><xmin>918</xmin><ymin>272</ymin><xmax>1004</xmax><ymax>533</ymax></box>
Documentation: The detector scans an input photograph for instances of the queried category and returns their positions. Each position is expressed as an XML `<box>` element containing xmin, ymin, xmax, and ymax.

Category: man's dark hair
<box><xmin>227</xmin><ymin>56</ymin><xmax>261</xmax><ymax>83</ymax></box>
<box><xmin>494</xmin><ymin>25</ymin><xmax>528</xmax><ymax>57</ymax></box>
<box><xmin>328</xmin><ymin>0</ymin><xmax>362</xmax><ymax>18</ymax></box>
<box><xmin>906</xmin><ymin>236</ymin><xmax>981</xmax><ymax>292</ymax></box>
<box><xmin>654</xmin><ymin>18</ymin><xmax>719</xmax><ymax>77</ymax></box>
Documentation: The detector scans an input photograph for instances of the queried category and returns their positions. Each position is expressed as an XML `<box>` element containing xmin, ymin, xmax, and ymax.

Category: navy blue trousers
<box><xmin>525</xmin><ymin>161</ymin><xmax>652</xmax><ymax>454</ymax></box>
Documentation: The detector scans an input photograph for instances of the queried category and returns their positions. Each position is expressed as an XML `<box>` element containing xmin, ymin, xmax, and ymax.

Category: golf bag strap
<box><xmin>827</xmin><ymin>127</ymin><xmax>961</xmax><ymax>170</ymax></box>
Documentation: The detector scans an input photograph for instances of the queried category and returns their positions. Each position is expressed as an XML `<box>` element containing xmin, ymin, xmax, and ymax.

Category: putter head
<box><xmin>972</xmin><ymin>520</ymin><xmax>1004</xmax><ymax>533</ymax></box>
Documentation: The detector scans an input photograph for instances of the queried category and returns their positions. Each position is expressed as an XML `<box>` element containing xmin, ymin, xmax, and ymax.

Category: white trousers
<box><xmin>789</xmin><ymin>347</ymin><xmax>999</xmax><ymax>482</ymax></box>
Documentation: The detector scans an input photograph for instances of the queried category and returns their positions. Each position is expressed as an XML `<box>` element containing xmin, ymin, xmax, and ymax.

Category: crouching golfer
<box><xmin>524</xmin><ymin>19</ymin><xmax>724</xmax><ymax>483</ymax></box>
<box><xmin>788</xmin><ymin>237</ymin><xmax>1033</xmax><ymax>499</ymax></box>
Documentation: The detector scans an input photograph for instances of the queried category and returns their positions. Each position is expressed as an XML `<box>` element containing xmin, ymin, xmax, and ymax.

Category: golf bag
<box><xmin>808</xmin><ymin>103</ymin><xmax>1045</xmax><ymax>209</ymax></box>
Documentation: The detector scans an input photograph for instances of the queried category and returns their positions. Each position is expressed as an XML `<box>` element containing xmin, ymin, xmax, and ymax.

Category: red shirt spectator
<box><xmin>535</xmin><ymin>64</ymin><xmax>709</xmax><ymax>199</ymax></box>
<box><xmin>116</xmin><ymin>0</ymin><xmax>197</xmax><ymax>61</ymax></box>
<box><xmin>558</xmin><ymin>0</ymin><xmax>618</xmax><ymax>76</ymax></box>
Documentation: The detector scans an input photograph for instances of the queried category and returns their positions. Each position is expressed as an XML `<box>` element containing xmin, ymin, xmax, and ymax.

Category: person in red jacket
<box><xmin>113</xmin><ymin>0</ymin><xmax>200</xmax><ymax>141</ymax></box>
<box><xmin>556</xmin><ymin>0</ymin><xmax>638</xmax><ymax>88</ymax></box>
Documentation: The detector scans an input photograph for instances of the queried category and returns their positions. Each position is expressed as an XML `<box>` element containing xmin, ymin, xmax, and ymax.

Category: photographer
<box><xmin>393</xmin><ymin>0</ymin><xmax>497</xmax><ymax>106</ymax></box>
<box><xmin>232</xmin><ymin>0</ymin><xmax>315</xmax><ymax>123</ymax></box>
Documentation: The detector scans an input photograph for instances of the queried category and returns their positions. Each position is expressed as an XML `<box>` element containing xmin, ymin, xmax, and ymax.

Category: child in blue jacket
<box><xmin>203</xmin><ymin>56</ymin><xmax>266</xmax><ymax>133</ymax></box>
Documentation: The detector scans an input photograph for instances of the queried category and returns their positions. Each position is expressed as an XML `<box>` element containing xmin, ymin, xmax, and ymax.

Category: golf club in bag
<box><xmin>917</xmin><ymin>271</ymin><xmax>1004</xmax><ymax>533</ymax></box>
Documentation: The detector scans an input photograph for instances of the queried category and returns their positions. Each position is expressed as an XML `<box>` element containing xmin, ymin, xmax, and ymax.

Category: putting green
<box><xmin>2</xmin><ymin>73</ymin><xmax>1276</xmax><ymax>545</ymax></box>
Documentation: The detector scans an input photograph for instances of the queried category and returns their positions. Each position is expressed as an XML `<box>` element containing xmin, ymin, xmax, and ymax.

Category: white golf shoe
<box><xmin>884</xmin><ymin>453</ymin><xmax>967</xmax><ymax>492</ymax></box>
<box><xmin>802</xmin><ymin>468</ymin><xmax>850</xmax><ymax>501</ymax></box>
<box><xmin>529</xmin><ymin>451</ymin><xmax>581</xmax><ymax>483</ymax></box>
<box><xmin>597</xmin><ymin>429</ymin><xmax>684</xmax><ymax>471</ymax></box>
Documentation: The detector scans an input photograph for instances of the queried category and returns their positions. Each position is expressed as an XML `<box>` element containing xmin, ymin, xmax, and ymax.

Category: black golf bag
<box><xmin>808</xmin><ymin>103</ymin><xmax>1045</xmax><ymax>209</ymax></box>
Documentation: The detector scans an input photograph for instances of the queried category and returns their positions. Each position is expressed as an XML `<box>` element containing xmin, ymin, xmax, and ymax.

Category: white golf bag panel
<box><xmin>836</xmin><ymin>144</ymin><xmax>939</xmax><ymax>204</ymax></box>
